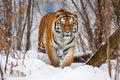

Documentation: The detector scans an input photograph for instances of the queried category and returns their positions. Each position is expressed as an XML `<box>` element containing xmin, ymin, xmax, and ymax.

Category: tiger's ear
<box><xmin>73</xmin><ymin>11</ymin><xmax>78</xmax><ymax>18</ymax></box>
<box><xmin>55</xmin><ymin>12</ymin><xmax>60</xmax><ymax>18</ymax></box>
<box><xmin>74</xmin><ymin>13</ymin><xmax>77</xmax><ymax>18</ymax></box>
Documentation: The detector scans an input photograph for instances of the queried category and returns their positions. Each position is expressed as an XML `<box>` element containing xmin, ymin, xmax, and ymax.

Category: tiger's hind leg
<box><xmin>60</xmin><ymin>46</ymin><xmax>75</xmax><ymax>68</ymax></box>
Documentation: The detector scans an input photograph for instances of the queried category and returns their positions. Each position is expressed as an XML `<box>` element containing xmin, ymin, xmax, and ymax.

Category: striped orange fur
<box><xmin>38</xmin><ymin>9</ymin><xmax>79</xmax><ymax>68</ymax></box>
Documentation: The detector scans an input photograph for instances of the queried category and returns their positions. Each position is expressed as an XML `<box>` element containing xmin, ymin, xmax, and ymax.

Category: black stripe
<box><xmin>63</xmin><ymin>46</ymin><xmax>73</xmax><ymax>53</ymax></box>
<box><xmin>66</xmin><ymin>36</ymin><xmax>75</xmax><ymax>45</ymax></box>
<box><xmin>41</xmin><ymin>42</ymin><xmax>45</xmax><ymax>46</ymax></box>
<box><xmin>53</xmin><ymin>37</ymin><xmax>60</xmax><ymax>46</ymax></box>
<box><xmin>40</xmin><ymin>49</ymin><xmax>46</xmax><ymax>53</ymax></box>
<box><xmin>54</xmin><ymin>23</ymin><xmax>61</xmax><ymax>33</ymax></box>
<box><xmin>41</xmin><ymin>42</ymin><xmax>45</xmax><ymax>50</ymax></box>
<box><xmin>41</xmin><ymin>45</ymin><xmax>45</xmax><ymax>49</ymax></box>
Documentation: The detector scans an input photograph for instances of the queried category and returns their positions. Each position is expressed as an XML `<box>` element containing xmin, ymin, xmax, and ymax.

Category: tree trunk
<box><xmin>0</xmin><ymin>66</ymin><xmax>3</xmax><ymax>80</ymax></box>
<box><xmin>3</xmin><ymin>0</ymin><xmax>12</xmax><ymax>37</ymax></box>
<box><xmin>86</xmin><ymin>26</ymin><xmax>120</xmax><ymax>67</ymax></box>
<box><xmin>26</xmin><ymin>0</ymin><xmax>33</xmax><ymax>51</ymax></box>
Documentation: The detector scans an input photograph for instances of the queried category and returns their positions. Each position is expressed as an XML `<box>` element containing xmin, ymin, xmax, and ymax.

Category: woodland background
<box><xmin>0</xmin><ymin>0</ymin><xmax>120</xmax><ymax>80</ymax></box>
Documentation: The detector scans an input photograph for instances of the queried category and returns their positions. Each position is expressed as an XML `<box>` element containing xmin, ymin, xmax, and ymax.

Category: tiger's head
<box><xmin>53</xmin><ymin>9</ymin><xmax>79</xmax><ymax>39</ymax></box>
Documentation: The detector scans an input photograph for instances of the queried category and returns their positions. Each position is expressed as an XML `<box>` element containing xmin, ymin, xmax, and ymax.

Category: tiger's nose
<box><xmin>65</xmin><ymin>31</ymin><xmax>71</xmax><ymax>36</ymax></box>
<box><xmin>65</xmin><ymin>31</ymin><xmax>69</xmax><ymax>33</ymax></box>
<box><xmin>65</xmin><ymin>31</ymin><xmax>70</xmax><ymax>34</ymax></box>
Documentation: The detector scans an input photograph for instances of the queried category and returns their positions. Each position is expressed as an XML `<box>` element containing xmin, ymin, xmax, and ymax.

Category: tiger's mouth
<box><xmin>63</xmin><ymin>32</ymin><xmax>72</xmax><ymax>39</ymax></box>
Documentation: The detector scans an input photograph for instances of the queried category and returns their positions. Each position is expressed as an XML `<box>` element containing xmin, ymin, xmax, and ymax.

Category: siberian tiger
<box><xmin>38</xmin><ymin>9</ymin><xmax>79</xmax><ymax>68</ymax></box>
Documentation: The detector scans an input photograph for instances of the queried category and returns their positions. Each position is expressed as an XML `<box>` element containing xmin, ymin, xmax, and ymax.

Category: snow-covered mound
<box><xmin>0</xmin><ymin>50</ymin><xmax>111</xmax><ymax>80</ymax></box>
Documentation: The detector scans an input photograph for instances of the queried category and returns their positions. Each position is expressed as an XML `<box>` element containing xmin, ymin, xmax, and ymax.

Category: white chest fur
<box><xmin>51</xmin><ymin>35</ymin><xmax>75</xmax><ymax>49</ymax></box>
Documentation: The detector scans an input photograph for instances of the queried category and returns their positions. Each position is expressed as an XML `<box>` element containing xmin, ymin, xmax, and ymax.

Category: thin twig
<box><xmin>71</xmin><ymin>0</ymin><xmax>85</xmax><ymax>21</ymax></box>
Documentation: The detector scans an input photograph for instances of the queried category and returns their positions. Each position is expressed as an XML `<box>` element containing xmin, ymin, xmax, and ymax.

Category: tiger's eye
<box><xmin>60</xmin><ymin>21</ymin><xmax>65</xmax><ymax>26</ymax></box>
<box><xmin>61</xmin><ymin>21</ymin><xmax>64</xmax><ymax>24</ymax></box>
<box><xmin>70</xmin><ymin>21</ymin><xmax>74</xmax><ymax>26</ymax></box>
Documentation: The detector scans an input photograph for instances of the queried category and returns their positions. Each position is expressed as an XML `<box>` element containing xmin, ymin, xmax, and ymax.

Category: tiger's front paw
<box><xmin>51</xmin><ymin>60</ymin><xmax>60</xmax><ymax>67</ymax></box>
<box><xmin>59</xmin><ymin>57</ymin><xmax>73</xmax><ymax>68</ymax></box>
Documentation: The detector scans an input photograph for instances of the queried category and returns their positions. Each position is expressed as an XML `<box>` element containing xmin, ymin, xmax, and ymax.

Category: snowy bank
<box><xmin>0</xmin><ymin>50</ymin><xmax>111</xmax><ymax>80</ymax></box>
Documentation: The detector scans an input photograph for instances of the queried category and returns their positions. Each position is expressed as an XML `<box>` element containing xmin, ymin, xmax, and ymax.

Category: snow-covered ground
<box><xmin>0</xmin><ymin>49</ymin><xmax>117</xmax><ymax>80</ymax></box>
<box><xmin>0</xmin><ymin>0</ymin><xmax>119</xmax><ymax>80</ymax></box>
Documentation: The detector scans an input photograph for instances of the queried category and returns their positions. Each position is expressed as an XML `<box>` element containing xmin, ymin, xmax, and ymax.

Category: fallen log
<box><xmin>86</xmin><ymin>26</ymin><xmax>120</xmax><ymax>67</ymax></box>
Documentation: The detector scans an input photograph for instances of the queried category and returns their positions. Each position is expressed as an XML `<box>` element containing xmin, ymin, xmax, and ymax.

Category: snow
<box><xmin>46</xmin><ymin>65</ymin><xmax>110</xmax><ymax>80</ymax></box>
<box><xmin>0</xmin><ymin>0</ymin><xmax>119</xmax><ymax>80</ymax></box>
<box><xmin>0</xmin><ymin>49</ymin><xmax>113</xmax><ymax>80</ymax></box>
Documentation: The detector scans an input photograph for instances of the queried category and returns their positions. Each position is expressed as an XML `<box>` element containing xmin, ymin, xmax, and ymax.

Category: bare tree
<box><xmin>0</xmin><ymin>66</ymin><xmax>3</xmax><ymax>80</ymax></box>
<box><xmin>16</xmin><ymin>0</ymin><xmax>27</xmax><ymax>50</ymax></box>
<box><xmin>26</xmin><ymin>0</ymin><xmax>34</xmax><ymax>51</ymax></box>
